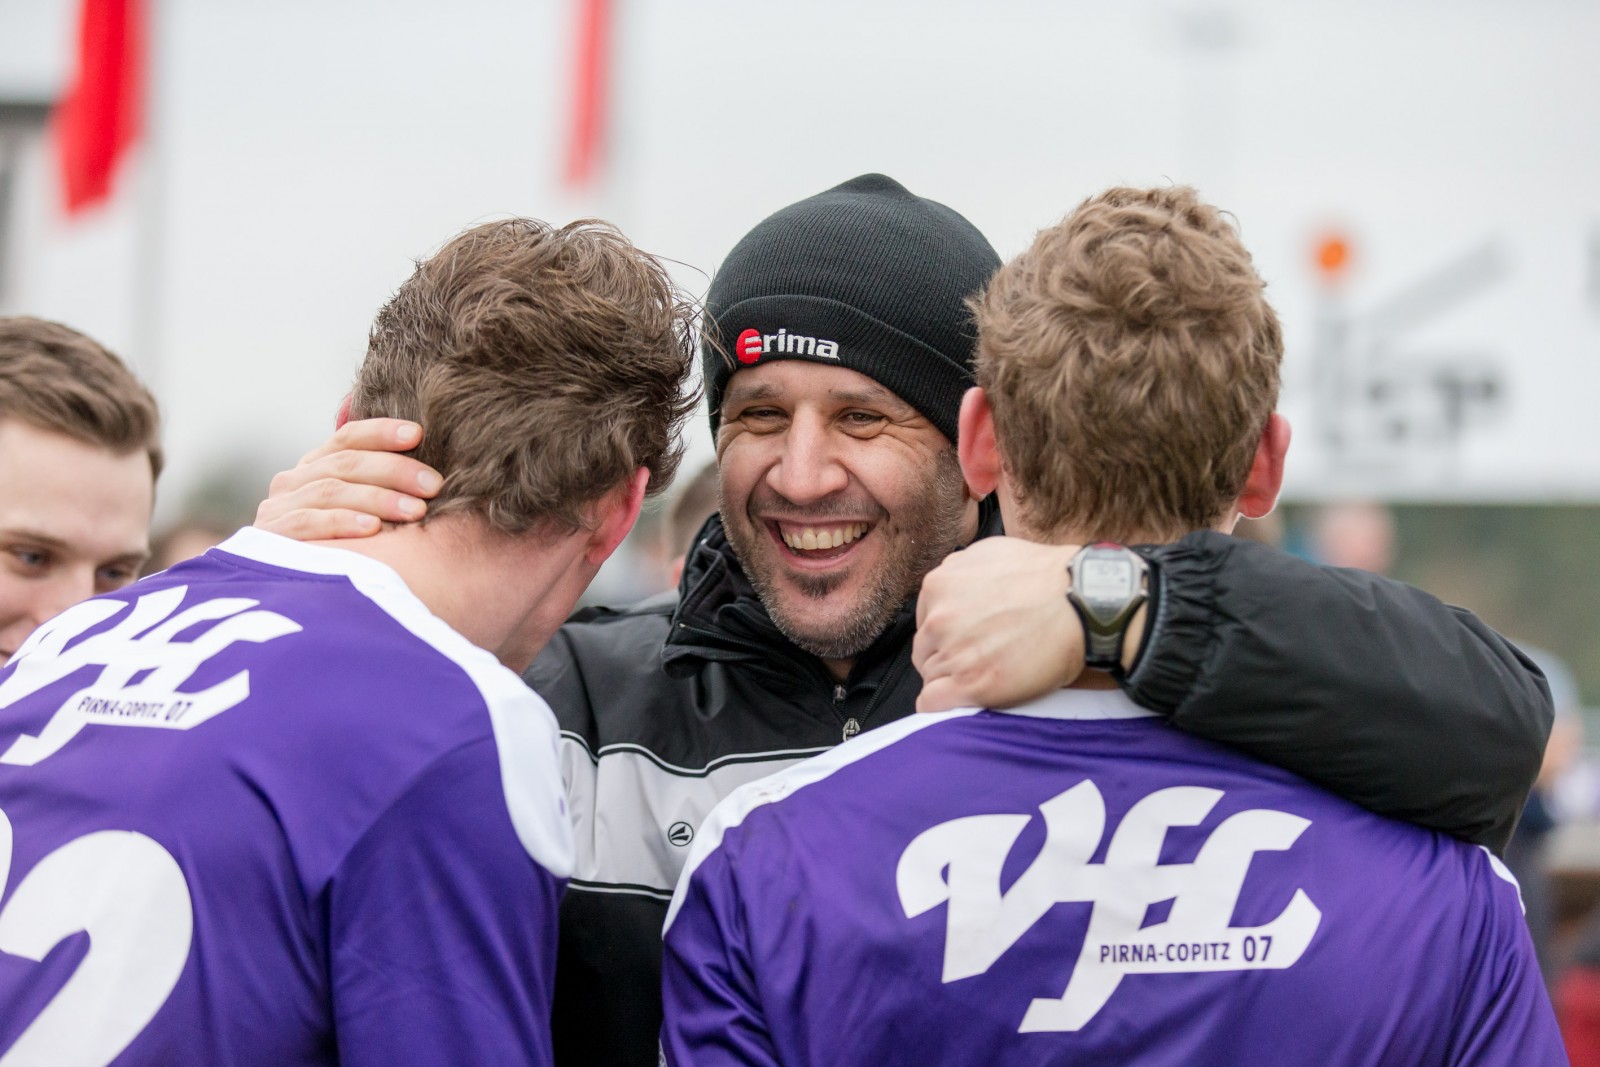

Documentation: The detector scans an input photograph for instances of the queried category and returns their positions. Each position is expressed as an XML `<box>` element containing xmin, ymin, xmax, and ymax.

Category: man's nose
<box><xmin>766</xmin><ymin>416</ymin><xmax>849</xmax><ymax>505</ymax></box>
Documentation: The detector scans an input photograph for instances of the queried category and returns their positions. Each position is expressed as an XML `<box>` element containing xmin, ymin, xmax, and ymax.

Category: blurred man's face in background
<box><xmin>0</xmin><ymin>419</ymin><xmax>154</xmax><ymax>663</ymax></box>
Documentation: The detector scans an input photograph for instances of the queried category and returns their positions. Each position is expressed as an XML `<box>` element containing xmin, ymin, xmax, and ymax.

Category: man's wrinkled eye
<box><xmin>738</xmin><ymin>407</ymin><xmax>787</xmax><ymax>428</ymax></box>
<box><xmin>840</xmin><ymin>411</ymin><xmax>887</xmax><ymax>432</ymax></box>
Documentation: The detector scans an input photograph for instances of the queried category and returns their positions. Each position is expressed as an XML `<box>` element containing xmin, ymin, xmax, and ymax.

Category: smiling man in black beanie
<box><xmin>537</xmin><ymin>177</ymin><xmax>1010</xmax><ymax>1063</ymax></box>
<box><xmin>257</xmin><ymin>176</ymin><xmax>1550</xmax><ymax>1067</ymax></box>
<box><xmin>698</xmin><ymin>174</ymin><xmax>997</xmax><ymax>675</ymax></box>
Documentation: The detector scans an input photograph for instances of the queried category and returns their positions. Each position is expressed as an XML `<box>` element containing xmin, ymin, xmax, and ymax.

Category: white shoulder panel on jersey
<box><xmin>998</xmin><ymin>688</ymin><xmax>1160</xmax><ymax>721</ymax></box>
<box><xmin>662</xmin><ymin>706</ymin><xmax>982</xmax><ymax>932</ymax></box>
<box><xmin>214</xmin><ymin>528</ymin><xmax>575</xmax><ymax>879</ymax></box>
<box><xmin>561</xmin><ymin>738</ymin><xmax>830</xmax><ymax>899</ymax></box>
<box><xmin>1478</xmin><ymin>844</ymin><xmax>1526</xmax><ymax>914</ymax></box>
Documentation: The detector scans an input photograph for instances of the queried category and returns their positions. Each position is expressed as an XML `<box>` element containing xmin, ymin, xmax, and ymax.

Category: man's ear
<box><xmin>958</xmin><ymin>387</ymin><xmax>1003</xmax><ymax>499</ymax></box>
<box><xmin>1237</xmin><ymin>413</ymin><xmax>1291</xmax><ymax>519</ymax></box>
<box><xmin>584</xmin><ymin>467</ymin><xmax>651</xmax><ymax>567</ymax></box>
<box><xmin>335</xmin><ymin>394</ymin><xmax>352</xmax><ymax>430</ymax></box>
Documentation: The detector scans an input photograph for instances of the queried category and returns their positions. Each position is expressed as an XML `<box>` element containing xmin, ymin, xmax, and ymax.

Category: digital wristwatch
<box><xmin>1066</xmin><ymin>542</ymin><xmax>1151</xmax><ymax>675</ymax></box>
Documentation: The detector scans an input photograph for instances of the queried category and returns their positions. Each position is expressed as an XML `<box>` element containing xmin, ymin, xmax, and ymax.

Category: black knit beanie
<box><xmin>703</xmin><ymin>174</ymin><xmax>1001</xmax><ymax>445</ymax></box>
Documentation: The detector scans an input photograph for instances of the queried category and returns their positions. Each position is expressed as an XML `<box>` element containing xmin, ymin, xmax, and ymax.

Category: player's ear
<box><xmin>335</xmin><ymin>394</ymin><xmax>352</xmax><ymax>430</ymax></box>
<box><xmin>958</xmin><ymin>387</ymin><xmax>1002</xmax><ymax>499</ymax></box>
<box><xmin>1237</xmin><ymin>413</ymin><xmax>1291</xmax><ymax>519</ymax></box>
<box><xmin>584</xmin><ymin>467</ymin><xmax>650</xmax><ymax>567</ymax></box>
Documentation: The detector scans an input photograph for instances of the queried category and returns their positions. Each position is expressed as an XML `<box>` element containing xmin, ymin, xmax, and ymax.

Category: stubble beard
<box><xmin>726</xmin><ymin>448</ymin><xmax>971</xmax><ymax>663</ymax></box>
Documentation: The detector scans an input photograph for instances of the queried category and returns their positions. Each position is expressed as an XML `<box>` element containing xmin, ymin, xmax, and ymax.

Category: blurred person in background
<box><xmin>0</xmin><ymin>218</ymin><xmax>696</xmax><ymax>1064</ymax></box>
<box><xmin>661</xmin><ymin>459</ymin><xmax>718</xmax><ymax>587</ymax></box>
<box><xmin>143</xmin><ymin>516</ymin><xmax>236</xmax><ymax>575</ymax></box>
<box><xmin>0</xmin><ymin>316</ymin><xmax>160</xmax><ymax>665</ymax></box>
<box><xmin>259</xmin><ymin>174</ymin><xmax>1552</xmax><ymax>1067</ymax></box>
<box><xmin>1510</xmin><ymin>647</ymin><xmax>1586</xmax><ymax>984</ymax></box>
<box><xmin>662</xmin><ymin>184</ymin><xmax>1561</xmax><ymax>1065</ymax></box>
<box><xmin>1307</xmin><ymin>499</ymin><xmax>1397</xmax><ymax>573</ymax></box>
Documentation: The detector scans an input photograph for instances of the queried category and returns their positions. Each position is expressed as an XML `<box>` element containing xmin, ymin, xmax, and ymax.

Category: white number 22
<box><xmin>0</xmin><ymin>808</ymin><xmax>193</xmax><ymax>1066</ymax></box>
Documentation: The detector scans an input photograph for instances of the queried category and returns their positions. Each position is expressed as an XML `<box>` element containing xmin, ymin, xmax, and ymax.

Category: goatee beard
<box><xmin>725</xmin><ymin>448</ymin><xmax>971</xmax><ymax>664</ymax></box>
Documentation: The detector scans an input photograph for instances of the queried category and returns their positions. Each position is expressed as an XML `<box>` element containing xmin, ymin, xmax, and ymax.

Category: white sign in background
<box><xmin>1276</xmin><ymin>223</ymin><xmax>1600</xmax><ymax>501</ymax></box>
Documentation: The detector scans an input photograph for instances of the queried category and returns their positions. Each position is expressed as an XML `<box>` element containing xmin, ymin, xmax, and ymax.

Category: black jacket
<box><xmin>528</xmin><ymin>513</ymin><xmax>1551</xmax><ymax>1067</ymax></box>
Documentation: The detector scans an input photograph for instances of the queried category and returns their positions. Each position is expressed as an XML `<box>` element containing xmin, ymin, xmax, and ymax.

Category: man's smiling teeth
<box><xmin>781</xmin><ymin>523</ymin><xmax>867</xmax><ymax>551</ymax></box>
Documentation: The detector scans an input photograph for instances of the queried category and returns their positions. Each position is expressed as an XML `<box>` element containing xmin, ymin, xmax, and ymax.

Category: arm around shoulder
<box><xmin>1124</xmin><ymin>531</ymin><xmax>1552</xmax><ymax>852</ymax></box>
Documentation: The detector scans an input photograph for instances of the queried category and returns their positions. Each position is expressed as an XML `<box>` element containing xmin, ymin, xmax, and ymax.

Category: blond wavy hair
<box><xmin>973</xmin><ymin>186</ymin><xmax>1282</xmax><ymax>542</ymax></box>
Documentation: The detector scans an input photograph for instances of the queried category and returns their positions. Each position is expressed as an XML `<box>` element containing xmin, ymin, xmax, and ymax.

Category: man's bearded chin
<box><xmin>762</xmin><ymin>571</ymin><xmax>900</xmax><ymax>663</ymax></box>
<box><xmin>727</xmin><ymin>445</ymin><xmax>971</xmax><ymax>664</ymax></box>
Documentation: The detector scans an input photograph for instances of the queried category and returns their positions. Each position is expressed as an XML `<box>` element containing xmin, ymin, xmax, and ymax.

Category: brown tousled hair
<box><xmin>351</xmin><ymin>218</ymin><xmax>699</xmax><ymax>535</ymax></box>
<box><xmin>0</xmin><ymin>316</ymin><xmax>163</xmax><ymax>480</ymax></box>
<box><xmin>973</xmin><ymin>186</ymin><xmax>1282</xmax><ymax>543</ymax></box>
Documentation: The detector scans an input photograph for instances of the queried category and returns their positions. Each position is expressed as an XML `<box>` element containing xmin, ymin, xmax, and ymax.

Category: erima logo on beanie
<box><xmin>735</xmin><ymin>327</ymin><xmax>840</xmax><ymax>365</ymax></box>
<box><xmin>703</xmin><ymin>174</ymin><xmax>1001</xmax><ymax>445</ymax></box>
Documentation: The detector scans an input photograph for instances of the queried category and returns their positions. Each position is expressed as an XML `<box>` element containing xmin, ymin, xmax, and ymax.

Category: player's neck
<box><xmin>310</xmin><ymin>517</ymin><xmax>592</xmax><ymax>672</ymax></box>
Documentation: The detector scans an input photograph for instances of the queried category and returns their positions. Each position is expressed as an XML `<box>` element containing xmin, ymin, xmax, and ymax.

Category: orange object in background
<box><xmin>1314</xmin><ymin>232</ymin><xmax>1352</xmax><ymax>281</ymax></box>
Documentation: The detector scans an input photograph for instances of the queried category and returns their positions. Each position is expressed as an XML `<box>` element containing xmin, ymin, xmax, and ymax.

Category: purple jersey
<box><xmin>0</xmin><ymin>528</ymin><xmax>572</xmax><ymax>1066</ymax></box>
<box><xmin>663</xmin><ymin>689</ymin><xmax>1565</xmax><ymax>1066</ymax></box>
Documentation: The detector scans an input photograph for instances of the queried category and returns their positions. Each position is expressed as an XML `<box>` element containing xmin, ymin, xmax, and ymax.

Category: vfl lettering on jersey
<box><xmin>0</xmin><ymin>586</ymin><xmax>302</xmax><ymax>766</ymax></box>
<box><xmin>897</xmin><ymin>780</ymin><xmax>1322</xmax><ymax>1032</ymax></box>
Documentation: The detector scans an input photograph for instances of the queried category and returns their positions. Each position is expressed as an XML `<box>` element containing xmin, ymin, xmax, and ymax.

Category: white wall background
<box><xmin>2</xmin><ymin>0</ymin><xmax>1598</xmax><ymax>519</ymax></box>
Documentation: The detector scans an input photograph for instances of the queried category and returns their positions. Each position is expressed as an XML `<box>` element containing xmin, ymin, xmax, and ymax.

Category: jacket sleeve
<box><xmin>1124</xmin><ymin>531</ymin><xmax>1552</xmax><ymax>853</ymax></box>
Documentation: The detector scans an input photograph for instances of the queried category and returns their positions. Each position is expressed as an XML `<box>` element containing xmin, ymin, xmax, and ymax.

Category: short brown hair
<box><xmin>0</xmin><ymin>316</ymin><xmax>163</xmax><ymax>480</ymax></box>
<box><xmin>351</xmin><ymin>218</ymin><xmax>699</xmax><ymax>535</ymax></box>
<box><xmin>973</xmin><ymin>186</ymin><xmax>1282</xmax><ymax>542</ymax></box>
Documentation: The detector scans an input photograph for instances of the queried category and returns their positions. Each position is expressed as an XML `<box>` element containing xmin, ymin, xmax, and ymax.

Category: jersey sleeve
<box><xmin>1447</xmin><ymin>852</ymin><xmax>1568</xmax><ymax>1064</ymax></box>
<box><xmin>1127</xmin><ymin>531</ymin><xmax>1551</xmax><ymax>852</ymax></box>
<box><xmin>328</xmin><ymin>737</ymin><xmax>565</xmax><ymax>1067</ymax></box>
<box><xmin>661</xmin><ymin>842</ymin><xmax>783</xmax><ymax>1067</ymax></box>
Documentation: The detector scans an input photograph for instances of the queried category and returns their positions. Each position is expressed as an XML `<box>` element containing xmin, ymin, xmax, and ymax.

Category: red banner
<box><xmin>56</xmin><ymin>0</ymin><xmax>146</xmax><ymax>214</ymax></box>
<box><xmin>564</xmin><ymin>0</ymin><xmax>611</xmax><ymax>188</ymax></box>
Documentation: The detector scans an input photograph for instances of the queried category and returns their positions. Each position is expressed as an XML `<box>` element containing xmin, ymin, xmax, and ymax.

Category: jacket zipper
<box><xmin>835</xmin><ymin>685</ymin><xmax>860</xmax><ymax>740</ymax></box>
<box><xmin>675</xmin><ymin>621</ymin><xmax>882</xmax><ymax>743</ymax></box>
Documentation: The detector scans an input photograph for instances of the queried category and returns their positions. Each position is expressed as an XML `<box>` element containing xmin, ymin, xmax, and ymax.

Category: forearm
<box><xmin>1125</xmin><ymin>531</ymin><xmax>1552</xmax><ymax>851</ymax></box>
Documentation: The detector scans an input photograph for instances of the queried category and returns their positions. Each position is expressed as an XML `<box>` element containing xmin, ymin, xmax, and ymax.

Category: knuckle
<box><xmin>328</xmin><ymin>451</ymin><xmax>361</xmax><ymax>479</ymax></box>
<box><xmin>312</xmin><ymin>478</ymin><xmax>343</xmax><ymax>508</ymax></box>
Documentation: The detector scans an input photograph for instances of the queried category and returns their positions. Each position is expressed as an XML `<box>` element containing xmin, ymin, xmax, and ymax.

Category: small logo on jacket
<box><xmin>667</xmin><ymin>821</ymin><xmax>695</xmax><ymax>846</ymax></box>
<box><xmin>734</xmin><ymin>327</ymin><xmax>839</xmax><ymax>365</ymax></box>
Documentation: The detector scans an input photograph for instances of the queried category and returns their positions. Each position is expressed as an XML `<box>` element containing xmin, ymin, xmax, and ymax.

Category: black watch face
<box><xmin>1080</xmin><ymin>557</ymin><xmax>1135</xmax><ymax>620</ymax></box>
